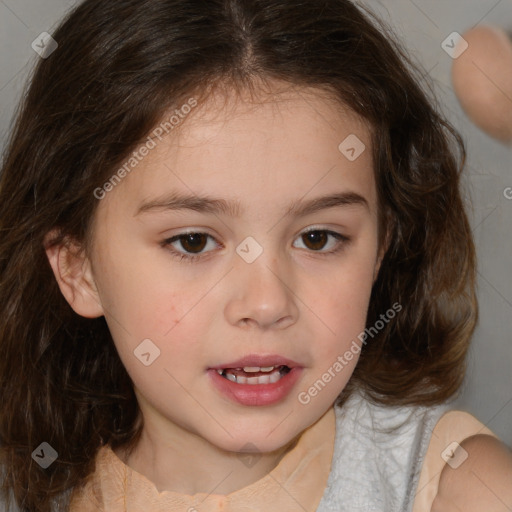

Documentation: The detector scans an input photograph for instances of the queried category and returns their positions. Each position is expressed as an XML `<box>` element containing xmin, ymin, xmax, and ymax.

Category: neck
<box><xmin>114</xmin><ymin>423</ymin><xmax>299</xmax><ymax>495</ymax></box>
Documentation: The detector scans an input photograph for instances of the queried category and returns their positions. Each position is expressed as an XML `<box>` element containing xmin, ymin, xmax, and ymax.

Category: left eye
<box><xmin>292</xmin><ymin>229</ymin><xmax>348</xmax><ymax>252</ymax></box>
<box><xmin>162</xmin><ymin>229</ymin><xmax>349</xmax><ymax>262</ymax></box>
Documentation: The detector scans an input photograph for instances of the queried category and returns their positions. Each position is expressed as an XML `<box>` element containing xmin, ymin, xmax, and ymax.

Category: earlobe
<box><xmin>373</xmin><ymin>252</ymin><xmax>384</xmax><ymax>283</ymax></box>
<box><xmin>373</xmin><ymin>238</ymin><xmax>388</xmax><ymax>283</ymax></box>
<box><xmin>44</xmin><ymin>230</ymin><xmax>104</xmax><ymax>318</ymax></box>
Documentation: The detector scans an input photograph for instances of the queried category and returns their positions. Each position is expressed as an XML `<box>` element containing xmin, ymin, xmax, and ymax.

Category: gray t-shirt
<box><xmin>317</xmin><ymin>389</ymin><xmax>449</xmax><ymax>511</ymax></box>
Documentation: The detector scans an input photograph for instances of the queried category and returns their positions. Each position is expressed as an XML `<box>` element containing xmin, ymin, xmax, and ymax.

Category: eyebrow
<box><xmin>135</xmin><ymin>190</ymin><xmax>369</xmax><ymax>218</ymax></box>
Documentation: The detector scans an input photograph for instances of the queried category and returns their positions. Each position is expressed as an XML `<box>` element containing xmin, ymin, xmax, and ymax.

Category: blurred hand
<box><xmin>451</xmin><ymin>25</ymin><xmax>512</xmax><ymax>145</ymax></box>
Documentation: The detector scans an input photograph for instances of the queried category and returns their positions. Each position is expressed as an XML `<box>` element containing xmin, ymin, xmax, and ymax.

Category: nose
<box><xmin>224</xmin><ymin>250</ymin><xmax>299</xmax><ymax>330</ymax></box>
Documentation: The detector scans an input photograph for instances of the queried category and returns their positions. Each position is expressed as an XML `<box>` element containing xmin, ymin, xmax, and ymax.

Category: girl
<box><xmin>0</xmin><ymin>1</ymin><xmax>511</xmax><ymax>511</ymax></box>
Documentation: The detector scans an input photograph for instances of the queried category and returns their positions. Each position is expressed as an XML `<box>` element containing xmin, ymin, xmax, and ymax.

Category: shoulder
<box><xmin>413</xmin><ymin>409</ymin><xmax>505</xmax><ymax>512</ymax></box>
<box><xmin>431</xmin><ymin>434</ymin><xmax>512</xmax><ymax>512</ymax></box>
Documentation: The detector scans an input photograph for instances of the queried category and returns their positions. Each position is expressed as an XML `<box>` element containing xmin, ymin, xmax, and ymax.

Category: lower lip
<box><xmin>208</xmin><ymin>367</ymin><xmax>303</xmax><ymax>406</ymax></box>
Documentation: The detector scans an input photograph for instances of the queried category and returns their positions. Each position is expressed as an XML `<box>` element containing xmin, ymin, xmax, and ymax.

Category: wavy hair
<box><xmin>0</xmin><ymin>0</ymin><xmax>474</xmax><ymax>510</ymax></box>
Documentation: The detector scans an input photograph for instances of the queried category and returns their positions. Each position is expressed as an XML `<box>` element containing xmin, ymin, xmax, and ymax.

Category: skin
<box><xmin>452</xmin><ymin>25</ymin><xmax>512</xmax><ymax>144</ymax></box>
<box><xmin>45</xmin><ymin>81</ymin><xmax>386</xmax><ymax>495</ymax></box>
<box><xmin>432</xmin><ymin>435</ymin><xmax>512</xmax><ymax>511</ymax></box>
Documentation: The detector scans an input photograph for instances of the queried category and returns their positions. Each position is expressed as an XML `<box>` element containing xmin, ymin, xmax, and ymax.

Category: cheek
<box><xmin>93</xmin><ymin>240</ymin><xmax>177</xmax><ymax>332</ymax></box>
<box><xmin>327</xmin><ymin>250</ymin><xmax>377</xmax><ymax>320</ymax></box>
<box><xmin>97</xmin><ymin>262</ymin><xmax>212</xmax><ymax>381</ymax></box>
<box><xmin>308</xmin><ymin>251</ymin><xmax>377</xmax><ymax>358</ymax></box>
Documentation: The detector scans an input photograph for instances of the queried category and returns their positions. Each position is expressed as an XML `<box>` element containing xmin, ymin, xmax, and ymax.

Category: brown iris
<box><xmin>179</xmin><ymin>233</ymin><xmax>208</xmax><ymax>253</ymax></box>
<box><xmin>302</xmin><ymin>230</ymin><xmax>328</xmax><ymax>251</ymax></box>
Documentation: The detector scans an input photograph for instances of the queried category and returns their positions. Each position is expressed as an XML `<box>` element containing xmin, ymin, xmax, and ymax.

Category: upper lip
<box><xmin>210</xmin><ymin>354</ymin><xmax>301</xmax><ymax>370</ymax></box>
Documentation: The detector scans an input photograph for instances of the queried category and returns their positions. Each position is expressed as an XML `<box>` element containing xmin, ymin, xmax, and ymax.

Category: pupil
<box><xmin>304</xmin><ymin>231</ymin><xmax>326</xmax><ymax>251</ymax></box>
<box><xmin>182</xmin><ymin>233</ymin><xmax>206</xmax><ymax>253</ymax></box>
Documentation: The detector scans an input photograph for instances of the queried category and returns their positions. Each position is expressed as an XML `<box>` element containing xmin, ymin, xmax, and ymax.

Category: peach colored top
<box><xmin>69</xmin><ymin>406</ymin><xmax>336</xmax><ymax>512</ymax></box>
<box><xmin>69</xmin><ymin>405</ymin><xmax>497</xmax><ymax>512</ymax></box>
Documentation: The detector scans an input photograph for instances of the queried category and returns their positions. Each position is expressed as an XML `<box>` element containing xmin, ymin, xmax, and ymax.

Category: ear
<box><xmin>44</xmin><ymin>230</ymin><xmax>104</xmax><ymax>318</ymax></box>
<box><xmin>373</xmin><ymin>220</ymin><xmax>392</xmax><ymax>283</ymax></box>
<box><xmin>373</xmin><ymin>247</ymin><xmax>385</xmax><ymax>283</ymax></box>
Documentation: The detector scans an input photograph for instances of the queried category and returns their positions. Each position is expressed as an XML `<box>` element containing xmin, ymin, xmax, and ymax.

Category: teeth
<box><xmin>225</xmin><ymin>372</ymin><xmax>237</xmax><ymax>383</ymax></box>
<box><xmin>243</xmin><ymin>366</ymin><xmax>274</xmax><ymax>373</ymax></box>
<box><xmin>219</xmin><ymin>368</ymin><xmax>284</xmax><ymax>385</ymax></box>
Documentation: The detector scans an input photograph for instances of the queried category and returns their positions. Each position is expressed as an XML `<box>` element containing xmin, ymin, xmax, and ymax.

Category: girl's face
<box><xmin>63</xmin><ymin>84</ymin><xmax>384</xmax><ymax>454</ymax></box>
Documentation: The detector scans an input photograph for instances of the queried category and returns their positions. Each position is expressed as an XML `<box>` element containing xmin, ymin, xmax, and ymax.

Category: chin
<box><xmin>205</xmin><ymin>428</ymin><xmax>300</xmax><ymax>455</ymax></box>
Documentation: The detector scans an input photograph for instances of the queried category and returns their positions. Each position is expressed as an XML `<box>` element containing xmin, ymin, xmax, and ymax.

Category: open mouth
<box><xmin>216</xmin><ymin>365</ymin><xmax>292</xmax><ymax>385</ymax></box>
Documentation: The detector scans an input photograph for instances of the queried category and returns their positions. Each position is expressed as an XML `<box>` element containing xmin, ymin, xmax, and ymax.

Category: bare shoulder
<box><xmin>431</xmin><ymin>434</ymin><xmax>512</xmax><ymax>512</ymax></box>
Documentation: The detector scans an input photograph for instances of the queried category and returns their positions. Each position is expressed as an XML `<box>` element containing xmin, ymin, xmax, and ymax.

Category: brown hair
<box><xmin>0</xmin><ymin>0</ymin><xmax>474</xmax><ymax>510</ymax></box>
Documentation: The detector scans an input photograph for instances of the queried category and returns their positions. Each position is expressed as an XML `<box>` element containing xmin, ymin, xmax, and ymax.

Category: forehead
<box><xmin>96</xmin><ymin>83</ymin><xmax>376</xmax><ymax>221</ymax></box>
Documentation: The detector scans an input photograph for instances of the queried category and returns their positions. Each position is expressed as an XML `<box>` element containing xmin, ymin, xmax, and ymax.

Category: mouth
<box><xmin>215</xmin><ymin>365</ymin><xmax>292</xmax><ymax>385</ymax></box>
<box><xmin>208</xmin><ymin>355</ymin><xmax>303</xmax><ymax>406</ymax></box>
<box><xmin>209</xmin><ymin>354</ymin><xmax>300</xmax><ymax>385</ymax></box>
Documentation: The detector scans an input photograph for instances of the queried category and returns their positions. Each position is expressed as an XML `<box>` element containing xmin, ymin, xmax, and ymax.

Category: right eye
<box><xmin>161</xmin><ymin>232</ymin><xmax>220</xmax><ymax>262</ymax></box>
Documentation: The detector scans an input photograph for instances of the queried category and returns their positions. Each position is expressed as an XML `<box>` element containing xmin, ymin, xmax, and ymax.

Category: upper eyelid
<box><xmin>165</xmin><ymin>226</ymin><xmax>347</xmax><ymax>241</ymax></box>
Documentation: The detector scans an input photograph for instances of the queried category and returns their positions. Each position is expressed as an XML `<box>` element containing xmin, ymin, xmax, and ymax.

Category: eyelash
<box><xmin>161</xmin><ymin>228</ymin><xmax>350</xmax><ymax>263</ymax></box>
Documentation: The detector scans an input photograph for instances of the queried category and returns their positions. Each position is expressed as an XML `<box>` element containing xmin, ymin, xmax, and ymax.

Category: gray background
<box><xmin>1</xmin><ymin>0</ymin><xmax>511</xmax><ymax>444</ymax></box>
